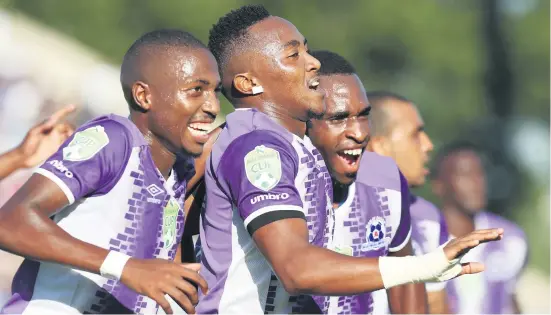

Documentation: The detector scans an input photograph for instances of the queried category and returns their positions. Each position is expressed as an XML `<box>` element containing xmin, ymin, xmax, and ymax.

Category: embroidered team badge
<box><xmin>244</xmin><ymin>145</ymin><xmax>282</xmax><ymax>192</ymax></box>
<box><xmin>63</xmin><ymin>125</ymin><xmax>110</xmax><ymax>162</ymax></box>
<box><xmin>361</xmin><ymin>216</ymin><xmax>387</xmax><ymax>251</ymax></box>
<box><xmin>162</xmin><ymin>197</ymin><xmax>180</xmax><ymax>249</ymax></box>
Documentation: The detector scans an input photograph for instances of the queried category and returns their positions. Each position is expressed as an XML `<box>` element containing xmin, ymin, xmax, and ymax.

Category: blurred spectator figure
<box><xmin>431</xmin><ymin>142</ymin><xmax>528</xmax><ymax>314</ymax></box>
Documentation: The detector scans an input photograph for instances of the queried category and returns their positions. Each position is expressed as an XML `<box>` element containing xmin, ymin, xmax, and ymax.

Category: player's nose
<box><xmin>203</xmin><ymin>93</ymin><xmax>221</xmax><ymax>119</ymax></box>
<box><xmin>306</xmin><ymin>51</ymin><xmax>321</xmax><ymax>72</ymax></box>
<box><xmin>346</xmin><ymin>119</ymin><xmax>369</xmax><ymax>144</ymax></box>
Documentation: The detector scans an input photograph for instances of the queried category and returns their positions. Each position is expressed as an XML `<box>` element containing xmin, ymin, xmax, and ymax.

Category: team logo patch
<box><xmin>361</xmin><ymin>216</ymin><xmax>387</xmax><ymax>251</ymax></box>
<box><xmin>244</xmin><ymin>145</ymin><xmax>282</xmax><ymax>192</ymax></box>
<box><xmin>162</xmin><ymin>197</ymin><xmax>180</xmax><ymax>249</ymax></box>
<box><xmin>63</xmin><ymin>125</ymin><xmax>109</xmax><ymax>162</ymax></box>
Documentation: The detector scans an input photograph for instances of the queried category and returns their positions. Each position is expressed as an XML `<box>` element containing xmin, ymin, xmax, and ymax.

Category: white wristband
<box><xmin>379</xmin><ymin>247</ymin><xmax>463</xmax><ymax>289</ymax></box>
<box><xmin>100</xmin><ymin>251</ymin><xmax>131</xmax><ymax>280</ymax></box>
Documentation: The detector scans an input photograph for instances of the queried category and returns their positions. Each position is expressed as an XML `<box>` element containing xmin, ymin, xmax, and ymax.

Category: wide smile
<box><xmin>187</xmin><ymin>122</ymin><xmax>213</xmax><ymax>144</ymax></box>
<box><xmin>336</xmin><ymin>148</ymin><xmax>364</xmax><ymax>168</ymax></box>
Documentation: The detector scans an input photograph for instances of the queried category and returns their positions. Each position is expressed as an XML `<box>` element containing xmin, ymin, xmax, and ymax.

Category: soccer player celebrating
<box><xmin>306</xmin><ymin>50</ymin><xmax>427</xmax><ymax>314</ymax></box>
<box><xmin>431</xmin><ymin>142</ymin><xmax>527</xmax><ymax>314</ymax></box>
<box><xmin>366</xmin><ymin>91</ymin><xmax>453</xmax><ymax>313</ymax></box>
<box><xmin>0</xmin><ymin>29</ymin><xmax>219</xmax><ymax>314</ymax></box>
<box><xmin>198</xmin><ymin>4</ymin><xmax>502</xmax><ymax>314</ymax></box>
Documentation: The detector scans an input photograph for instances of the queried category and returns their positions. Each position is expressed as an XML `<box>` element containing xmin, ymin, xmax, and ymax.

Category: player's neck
<box><xmin>332</xmin><ymin>182</ymin><xmax>350</xmax><ymax>209</ymax></box>
<box><xmin>236</xmin><ymin>101</ymin><xmax>306</xmax><ymax>138</ymax></box>
<box><xmin>130</xmin><ymin>114</ymin><xmax>176</xmax><ymax>179</ymax></box>
<box><xmin>442</xmin><ymin>204</ymin><xmax>476</xmax><ymax>237</ymax></box>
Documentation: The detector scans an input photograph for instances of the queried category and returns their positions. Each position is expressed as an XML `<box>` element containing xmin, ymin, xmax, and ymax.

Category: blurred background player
<box><xmin>431</xmin><ymin>141</ymin><xmax>528</xmax><ymax>314</ymax></box>
<box><xmin>366</xmin><ymin>91</ymin><xmax>452</xmax><ymax>313</ymax></box>
<box><xmin>0</xmin><ymin>29</ymin><xmax>219</xmax><ymax>314</ymax></box>
<box><xmin>0</xmin><ymin>105</ymin><xmax>75</xmax><ymax>181</ymax></box>
<box><xmin>198</xmin><ymin>4</ymin><xmax>502</xmax><ymax>314</ymax></box>
<box><xmin>307</xmin><ymin>50</ymin><xmax>427</xmax><ymax>314</ymax></box>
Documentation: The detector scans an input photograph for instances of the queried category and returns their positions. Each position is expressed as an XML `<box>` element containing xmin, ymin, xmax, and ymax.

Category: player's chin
<box><xmin>181</xmin><ymin>136</ymin><xmax>205</xmax><ymax>158</ymax></box>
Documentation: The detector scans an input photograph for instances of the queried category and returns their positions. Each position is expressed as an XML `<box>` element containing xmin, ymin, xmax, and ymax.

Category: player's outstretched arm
<box><xmin>252</xmin><ymin>218</ymin><xmax>503</xmax><ymax>296</ymax></box>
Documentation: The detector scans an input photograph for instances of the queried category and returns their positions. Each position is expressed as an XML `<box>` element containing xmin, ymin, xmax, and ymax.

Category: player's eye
<box><xmin>189</xmin><ymin>86</ymin><xmax>203</xmax><ymax>94</ymax></box>
<box><xmin>288</xmin><ymin>52</ymin><xmax>299</xmax><ymax>59</ymax></box>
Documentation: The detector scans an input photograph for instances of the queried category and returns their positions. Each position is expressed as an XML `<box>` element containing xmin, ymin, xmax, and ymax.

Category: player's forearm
<box><xmin>279</xmin><ymin>245</ymin><xmax>384</xmax><ymax>295</ymax></box>
<box><xmin>0</xmin><ymin>148</ymin><xmax>25</xmax><ymax>180</ymax></box>
<box><xmin>0</xmin><ymin>204</ymin><xmax>109</xmax><ymax>274</ymax></box>
<box><xmin>278</xmin><ymin>244</ymin><xmax>459</xmax><ymax>296</ymax></box>
<box><xmin>387</xmin><ymin>283</ymin><xmax>428</xmax><ymax>314</ymax></box>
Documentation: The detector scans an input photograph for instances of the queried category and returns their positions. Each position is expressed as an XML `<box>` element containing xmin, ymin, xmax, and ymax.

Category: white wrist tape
<box><xmin>379</xmin><ymin>247</ymin><xmax>463</xmax><ymax>289</ymax></box>
<box><xmin>100</xmin><ymin>251</ymin><xmax>131</xmax><ymax>280</ymax></box>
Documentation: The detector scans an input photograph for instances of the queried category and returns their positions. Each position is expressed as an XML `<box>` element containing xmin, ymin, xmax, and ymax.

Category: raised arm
<box><xmin>0</xmin><ymin>105</ymin><xmax>75</xmax><ymax>180</ymax></box>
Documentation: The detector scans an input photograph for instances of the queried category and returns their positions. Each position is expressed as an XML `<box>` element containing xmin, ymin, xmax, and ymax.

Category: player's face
<box><xmin>444</xmin><ymin>150</ymin><xmax>487</xmax><ymax>213</ymax></box>
<box><xmin>308</xmin><ymin>74</ymin><xmax>370</xmax><ymax>185</ymax></box>
<box><xmin>384</xmin><ymin>102</ymin><xmax>433</xmax><ymax>187</ymax></box>
<box><xmin>149</xmin><ymin>47</ymin><xmax>221</xmax><ymax>157</ymax></box>
<box><xmin>247</xmin><ymin>16</ymin><xmax>325</xmax><ymax>120</ymax></box>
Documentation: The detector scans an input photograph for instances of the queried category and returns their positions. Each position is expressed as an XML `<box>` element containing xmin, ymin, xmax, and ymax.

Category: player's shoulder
<box><xmin>77</xmin><ymin>114</ymin><xmax>145</xmax><ymax>148</ymax></box>
<box><xmin>213</xmin><ymin>109</ymin><xmax>297</xmax><ymax>164</ymax></box>
<box><xmin>479</xmin><ymin>211</ymin><xmax>526</xmax><ymax>242</ymax></box>
<box><xmin>409</xmin><ymin>195</ymin><xmax>442</xmax><ymax>223</ymax></box>
<box><xmin>356</xmin><ymin>151</ymin><xmax>401</xmax><ymax>191</ymax></box>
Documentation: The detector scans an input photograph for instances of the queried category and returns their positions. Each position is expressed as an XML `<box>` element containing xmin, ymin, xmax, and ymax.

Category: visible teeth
<box><xmin>310</xmin><ymin>80</ymin><xmax>319</xmax><ymax>88</ymax></box>
<box><xmin>188</xmin><ymin>126</ymin><xmax>208</xmax><ymax>137</ymax></box>
<box><xmin>343</xmin><ymin>149</ymin><xmax>362</xmax><ymax>156</ymax></box>
<box><xmin>189</xmin><ymin>122</ymin><xmax>212</xmax><ymax>132</ymax></box>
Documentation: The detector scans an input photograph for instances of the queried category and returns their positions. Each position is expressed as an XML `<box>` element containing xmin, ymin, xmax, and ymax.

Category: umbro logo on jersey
<box><xmin>250</xmin><ymin>192</ymin><xmax>289</xmax><ymax>205</ymax></box>
<box><xmin>146</xmin><ymin>184</ymin><xmax>163</xmax><ymax>197</ymax></box>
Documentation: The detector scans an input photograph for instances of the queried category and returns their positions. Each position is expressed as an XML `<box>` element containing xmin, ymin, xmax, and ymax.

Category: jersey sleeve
<box><xmin>34</xmin><ymin>119</ymin><xmax>132</xmax><ymax>205</ymax></box>
<box><xmin>220</xmin><ymin>130</ymin><xmax>304</xmax><ymax>235</ymax></box>
<box><xmin>388</xmin><ymin>171</ymin><xmax>412</xmax><ymax>252</ymax></box>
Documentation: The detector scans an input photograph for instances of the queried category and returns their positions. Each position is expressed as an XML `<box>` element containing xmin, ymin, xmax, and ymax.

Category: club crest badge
<box><xmin>361</xmin><ymin>216</ymin><xmax>387</xmax><ymax>251</ymax></box>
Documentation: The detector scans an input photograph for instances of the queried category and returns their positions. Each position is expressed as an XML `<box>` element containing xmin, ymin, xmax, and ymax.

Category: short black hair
<box><xmin>312</xmin><ymin>50</ymin><xmax>357</xmax><ymax>76</ymax></box>
<box><xmin>430</xmin><ymin>140</ymin><xmax>482</xmax><ymax>179</ymax></box>
<box><xmin>121</xmin><ymin>29</ymin><xmax>207</xmax><ymax>112</ymax></box>
<box><xmin>208</xmin><ymin>5</ymin><xmax>271</xmax><ymax>71</ymax></box>
<box><xmin>365</xmin><ymin>90</ymin><xmax>412</xmax><ymax>136</ymax></box>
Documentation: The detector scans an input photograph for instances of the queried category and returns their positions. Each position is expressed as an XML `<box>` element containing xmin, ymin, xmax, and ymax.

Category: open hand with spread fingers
<box><xmin>442</xmin><ymin>228</ymin><xmax>504</xmax><ymax>278</ymax></box>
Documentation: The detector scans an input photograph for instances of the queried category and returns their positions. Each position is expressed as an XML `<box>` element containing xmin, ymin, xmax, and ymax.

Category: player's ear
<box><xmin>132</xmin><ymin>81</ymin><xmax>152</xmax><ymax>112</ymax></box>
<box><xmin>233</xmin><ymin>73</ymin><xmax>262</xmax><ymax>96</ymax></box>
<box><xmin>368</xmin><ymin>136</ymin><xmax>390</xmax><ymax>156</ymax></box>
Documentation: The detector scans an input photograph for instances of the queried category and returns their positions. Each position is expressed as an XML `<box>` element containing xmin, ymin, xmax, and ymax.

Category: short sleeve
<box><xmin>34</xmin><ymin>119</ymin><xmax>132</xmax><ymax>205</ymax></box>
<box><xmin>389</xmin><ymin>171</ymin><xmax>412</xmax><ymax>252</ymax></box>
<box><xmin>220</xmin><ymin>130</ymin><xmax>304</xmax><ymax>235</ymax></box>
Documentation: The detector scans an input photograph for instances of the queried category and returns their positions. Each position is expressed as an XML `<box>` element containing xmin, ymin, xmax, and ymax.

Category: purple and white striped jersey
<box><xmin>318</xmin><ymin>152</ymin><xmax>411</xmax><ymax>315</ymax></box>
<box><xmin>1</xmin><ymin>115</ymin><xmax>194</xmax><ymax>315</ymax></box>
<box><xmin>447</xmin><ymin>212</ymin><xmax>527</xmax><ymax>314</ymax></box>
<box><xmin>196</xmin><ymin>108</ymin><xmax>333</xmax><ymax>314</ymax></box>
<box><xmin>409</xmin><ymin>195</ymin><xmax>450</xmax><ymax>293</ymax></box>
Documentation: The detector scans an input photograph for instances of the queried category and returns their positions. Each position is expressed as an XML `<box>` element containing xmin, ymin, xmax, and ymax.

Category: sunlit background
<box><xmin>0</xmin><ymin>0</ymin><xmax>548</xmax><ymax>312</ymax></box>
